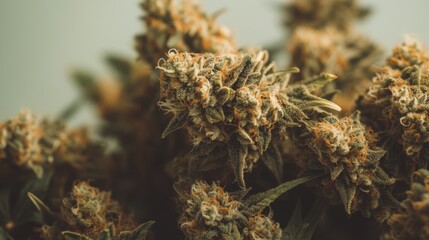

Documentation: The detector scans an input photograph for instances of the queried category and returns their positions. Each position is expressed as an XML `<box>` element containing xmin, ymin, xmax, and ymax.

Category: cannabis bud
<box><xmin>0</xmin><ymin>110</ymin><xmax>59</xmax><ymax>177</ymax></box>
<box><xmin>382</xmin><ymin>169</ymin><xmax>429</xmax><ymax>240</ymax></box>
<box><xmin>387</xmin><ymin>38</ymin><xmax>429</xmax><ymax>70</ymax></box>
<box><xmin>178</xmin><ymin>176</ymin><xmax>316</xmax><ymax>240</ymax></box>
<box><xmin>136</xmin><ymin>0</ymin><xmax>236</xmax><ymax>66</ymax></box>
<box><xmin>294</xmin><ymin>111</ymin><xmax>394</xmax><ymax>220</ymax></box>
<box><xmin>35</xmin><ymin>181</ymin><xmax>153</xmax><ymax>240</ymax></box>
<box><xmin>288</xmin><ymin>26</ymin><xmax>381</xmax><ymax>111</ymax></box>
<box><xmin>158</xmin><ymin>49</ymin><xmax>339</xmax><ymax>186</ymax></box>
<box><xmin>359</xmin><ymin>39</ymin><xmax>429</xmax><ymax>180</ymax></box>
<box><xmin>284</xmin><ymin>0</ymin><xmax>370</xmax><ymax>32</ymax></box>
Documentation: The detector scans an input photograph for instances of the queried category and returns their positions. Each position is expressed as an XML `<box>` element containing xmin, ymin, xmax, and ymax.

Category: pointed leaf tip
<box><xmin>287</xmin><ymin>67</ymin><xmax>300</xmax><ymax>73</ymax></box>
<box><xmin>27</xmin><ymin>192</ymin><xmax>54</xmax><ymax>220</ymax></box>
<box><xmin>161</xmin><ymin>114</ymin><xmax>187</xmax><ymax>138</ymax></box>
<box><xmin>245</xmin><ymin>174</ymin><xmax>321</xmax><ymax>215</ymax></box>
<box><xmin>320</xmin><ymin>72</ymin><xmax>337</xmax><ymax>81</ymax></box>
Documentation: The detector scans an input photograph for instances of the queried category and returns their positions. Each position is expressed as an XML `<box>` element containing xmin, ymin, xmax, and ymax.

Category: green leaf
<box><xmin>301</xmin><ymin>72</ymin><xmax>337</xmax><ymax>91</ymax></box>
<box><xmin>244</xmin><ymin>175</ymin><xmax>320</xmax><ymax>216</ymax></box>
<box><xmin>72</xmin><ymin>70</ymin><xmax>96</xmax><ymax>93</ymax></box>
<box><xmin>27</xmin><ymin>192</ymin><xmax>55</xmax><ymax>223</ymax></box>
<box><xmin>335</xmin><ymin>180</ymin><xmax>356</xmax><ymax>215</ymax></box>
<box><xmin>62</xmin><ymin>231</ymin><xmax>92</xmax><ymax>240</ymax></box>
<box><xmin>97</xmin><ymin>228</ymin><xmax>112</xmax><ymax>240</ymax></box>
<box><xmin>261</xmin><ymin>144</ymin><xmax>283</xmax><ymax>183</ymax></box>
<box><xmin>161</xmin><ymin>114</ymin><xmax>188</xmax><ymax>138</ymax></box>
<box><xmin>59</xmin><ymin>98</ymin><xmax>85</xmax><ymax>121</ymax></box>
<box><xmin>283</xmin><ymin>198</ymin><xmax>326</xmax><ymax>240</ymax></box>
<box><xmin>118</xmin><ymin>221</ymin><xmax>155</xmax><ymax>240</ymax></box>
<box><xmin>13</xmin><ymin>170</ymin><xmax>53</xmax><ymax>226</ymax></box>
<box><xmin>298</xmin><ymin>198</ymin><xmax>325</xmax><ymax>240</ymax></box>
<box><xmin>283</xmin><ymin>200</ymin><xmax>303</xmax><ymax>237</ymax></box>
<box><xmin>104</xmin><ymin>55</ymin><xmax>132</xmax><ymax>83</ymax></box>
<box><xmin>0</xmin><ymin>227</ymin><xmax>13</xmax><ymax>240</ymax></box>
<box><xmin>227</xmin><ymin>141</ymin><xmax>248</xmax><ymax>189</ymax></box>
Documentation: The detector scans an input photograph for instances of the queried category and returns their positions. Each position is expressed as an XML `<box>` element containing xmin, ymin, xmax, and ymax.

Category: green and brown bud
<box><xmin>293</xmin><ymin>111</ymin><xmax>395</xmax><ymax>220</ymax></box>
<box><xmin>0</xmin><ymin>110</ymin><xmax>59</xmax><ymax>177</ymax></box>
<box><xmin>39</xmin><ymin>181</ymin><xmax>142</xmax><ymax>240</ymax></box>
<box><xmin>359</xmin><ymin>39</ymin><xmax>429</xmax><ymax>180</ymax></box>
<box><xmin>136</xmin><ymin>0</ymin><xmax>236</xmax><ymax>66</ymax></box>
<box><xmin>382</xmin><ymin>169</ymin><xmax>429</xmax><ymax>240</ymax></box>
<box><xmin>158</xmin><ymin>49</ymin><xmax>339</xmax><ymax>186</ymax></box>
<box><xmin>284</xmin><ymin>0</ymin><xmax>370</xmax><ymax>32</ymax></box>
<box><xmin>178</xmin><ymin>177</ymin><xmax>315</xmax><ymax>240</ymax></box>
<box><xmin>288</xmin><ymin>27</ymin><xmax>381</xmax><ymax>112</ymax></box>
<box><xmin>387</xmin><ymin>38</ymin><xmax>429</xmax><ymax>70</ymax></box>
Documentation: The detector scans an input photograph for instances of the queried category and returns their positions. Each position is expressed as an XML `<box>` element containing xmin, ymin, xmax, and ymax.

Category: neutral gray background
<box><xmin>1</xmin><ymin>0</ymin><xmax>428</xmax><ymax>125</ymax></box>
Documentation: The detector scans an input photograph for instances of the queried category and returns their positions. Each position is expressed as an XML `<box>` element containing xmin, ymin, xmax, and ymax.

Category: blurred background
<box><xmin>1</xmin><ymin>0</ymin><xmax>428</xmax><ymax>125</ymax></box>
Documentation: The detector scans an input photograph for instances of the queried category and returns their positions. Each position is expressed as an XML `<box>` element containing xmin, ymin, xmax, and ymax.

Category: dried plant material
<box><xmin>158</xmin><ymin>49</ymin><xmax>340</xmax><ymax>187</ymax></box>
<box><xmin>382</xmin><ymin>169</ymin><xmax>429</xmax><ymax>240</ymax></box>
<box><xmin>288</xmin><ymin>27</ymin><xmax>382</xmax><ymax>112</ymax></box>
<box><xmin>0</xmin><ymin>110</ymin><xmax>61</xmax><ymax>177</ymax></box>
<box><xmin>36</xmin><ymin>181</ymin><xmax>150</xmax><ymax>240</ymax></box>
<box><xmin>178</xmin><ymin>175</ymin><xmax>316</xmax><ymax>240</ymax></box>
<box><xmin>4</xmin><ymin>0</ymin><xmax>429</xmax><ymax>239</ymax></box>
<box><xmin>292</xmin><ymin>111</ymin><xmax>395</xmax><ymax>221</ymax></box>
<box><xmin>387</xmin><ymin>38</ymin><xmax>429</xmax><ymax>70</ymax></box>
<box><xmin>359</xmin><ymin>39</ymin><xmax>429</xmax><ymax>180</ymax></box>
<box><xmin>136</xmin><ymin>0</ymin><xmax>236</xmax><ymax>66</ymax></box>
<box><xmin>0</xmin><ymin>110</ymin><xmax>96</xmax><ymax>178</ymax></box>
<box><xmin>284</xmin><ymin>0</ymin><xmax>370</xmax><ymax>32</ymax></box>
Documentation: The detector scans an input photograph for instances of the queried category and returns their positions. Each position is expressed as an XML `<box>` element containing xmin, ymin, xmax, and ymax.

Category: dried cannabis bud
<box><xmin>178</xmin><ymin>175</ymin><xmax>317</xmax><ymax>239</ymax></box>
<box><xmin>0</xmin><ymin>110</ymin><xmax>61</xmax><ymax>177</ymax></box>
<box><xmin>158</xmin><ymin>49</ymin><xmax>340</xmax><ymax>187</ymax></box>
<box><xmin>387</xmin><ymin>39</ymin><xmax>429</xmax><ymax>71</ymax></box>
<box><xmin>359</xmin><ymin>39</ymin><xmax>429</xmax><ymax>180</ymax></box>
<box><xmin>288</xmin><ymin>26</ymin><xmax>381</xmax><ymax>112</ymax></box>
<box><xmin>284</xmin><ymin>0</ymin><xmax>370</xmax><ymax>32</ymax></box>
<box><xmin>292</xmin><ymin>111</ymin><xmax>395</xmax><ymax>221</ymax></box>
<box><xmin>136</xmin><ymin>0</ymin><xmax>236</xmax><ymax>66</ymax></box>
<box><xmin>382</xmin><ymin>169</ymin><xmax>429</xmax><ymax>240</ymax></box>
<box><xmin>0</xmin><ymin>110</ymin><xmax>96</xmax><ymax>178</ymax></box>
<box><xmin>34</xmin><ymin>181</ymin><xmax>153</xmax><ymax>240</ymax></box>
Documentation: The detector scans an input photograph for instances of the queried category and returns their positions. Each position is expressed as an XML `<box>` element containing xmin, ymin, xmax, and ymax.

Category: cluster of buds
<box><xmin>382</xmin><ymin>169</ymin><xmax>429</xmax><ymax>240</ymax></box>
<box><xmin>37</xmin><ymin>181</ymin><xmax>153</xmax><ymax>240</ymax></box>
<box><xmin>285</xmin><ymin>0</ymin><xmax>381</xmax><ymax>113</ymax></box>
<box><xmin>74</xmin><ymin>0</ymin><xmax>238</xmax><ymax>236</ymax></box>
<box><xmin>292</xmin><ymin>111</ymin><xmax>395</xmax><ymax>221</ymax></box>
<box><xmin>288</xmin><ymin>26</ymin><xmax>381</xmax><ymax>112</ymax></box>
<box><xmin>136</xmin><ymin>0</ymin><xmax>236</xmax><ymax>66</ymax></box>
<box><xmin>158</xmin><ymin>49</ymin><xmax>340</xmax><ymax>186</ymax></box>
<box><xmin>284</xmin><ymin>0</ymin><xmax>370</xmax><ymax>32</ymax></box>
<box><xmin>0</xmin><ymin>110</ymin><xmax>95</xmax><ymax>178</ymax></box>
<box><xmin>178</xmin><ymin>176</ymin><xmax>316</xmax><ymax>240</ymax></box>
<box><xmin>358</xmin><ymin>39</ymin><xmax>429</xmax><ymax>180</ymax></box>
<box><xmin>0</xmin><ymin>110</ymin><xmax>56</xmax><ymax>177</ymax></box>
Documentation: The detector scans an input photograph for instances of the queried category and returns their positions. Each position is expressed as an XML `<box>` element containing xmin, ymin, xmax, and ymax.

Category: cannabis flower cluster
<box><xmin>158</xmin><ymin>49</ymin><xmax>340</xmax><ymax>186</ymax></box>
<box><xmin>178</xmin><ymin>175</ymin><xmax>316</xmax><ymax>240</ymax></box>
<box><xmin>179</xmin><ymin>181</ymin><xmax>281</xmax><ymax>240</ymax></box>
<box><xmin>359</xmin><ymin>40</ymin><xmax>429</xmax><ymax>180</ymax></box>
<box><xmin>293</xmin><ymin>112</ymin><xmax>395</xmax><ymax>220</ymax></box>
<box><xmin>3</xmin><ymin>0</ymin><xmax>429</xmax><ymax>239</ymax></box>
<box><xmin>383</xmin><ymin>169</ymin><xmax>429</xmax><ymax>240</ymax></box>
<box><xmin>136</xmin><ymin>0</ymin><xmax>236</xmax><ymax>66</ymax></box>
<box><xmin>0</xmin><ymin>110</ymin><xmax>95</xmax><ymax>179</ymax></box>
<box><xmin>31</xmin><ymin>181</ymin><xmax>153</xmax><ymax>240</ymax></box>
